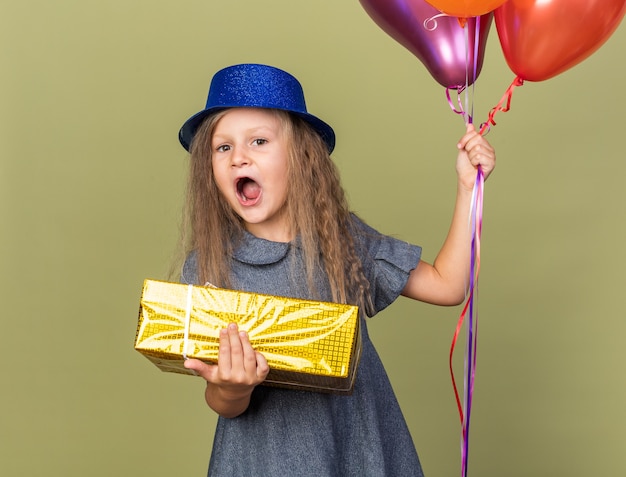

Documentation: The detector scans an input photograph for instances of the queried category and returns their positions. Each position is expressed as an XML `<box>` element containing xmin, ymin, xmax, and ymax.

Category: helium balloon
<box><xmin>425</xmin><ymin>0</ymin><xmax>507</xmax><ymax>18</ymax></box>
<box><xmin>359</xmin><ymin>0</ymin><xmax>493</xmax><ymax>89</ymax></box>
<box><xmin>496</xmin><ymin>0</ymin><xmax>626</xmax><ymax>82</ymax></box>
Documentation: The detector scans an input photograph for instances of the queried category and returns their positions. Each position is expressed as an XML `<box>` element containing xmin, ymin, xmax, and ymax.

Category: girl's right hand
<box><xmin>184</xmin><ymin>323</ymin><xmax>269</xmax><ymax>417</ymax></box>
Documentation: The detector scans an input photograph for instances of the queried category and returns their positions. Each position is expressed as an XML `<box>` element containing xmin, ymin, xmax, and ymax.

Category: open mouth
<box><xmin>236</xmin><ymin>177</ymin><xmax>261</xmax><ymax>204</ymax></box>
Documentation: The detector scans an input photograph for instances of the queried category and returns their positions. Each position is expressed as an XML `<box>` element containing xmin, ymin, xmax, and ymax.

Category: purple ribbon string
<box><xmin>449</xmin><ymin>16</ymin><xmax>484</xmax><ymax>477</ymax></box>
<box><xmin>450</xmin><ymin>165</ymin><xmax>483</xmax><ymax>477</ymax></box>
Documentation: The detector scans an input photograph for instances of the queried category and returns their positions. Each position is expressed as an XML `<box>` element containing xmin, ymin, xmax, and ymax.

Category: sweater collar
<box><xmin>231</xmin><ymin>230</ymin><xmax>295</xmax><ymax>265</ymax></box>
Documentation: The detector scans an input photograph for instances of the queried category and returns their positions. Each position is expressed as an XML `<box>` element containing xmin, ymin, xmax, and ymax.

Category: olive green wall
<box><xmin>2</xmin><ymin>1</ymin><xmax>625</xmax><ymax>476</ymax></box>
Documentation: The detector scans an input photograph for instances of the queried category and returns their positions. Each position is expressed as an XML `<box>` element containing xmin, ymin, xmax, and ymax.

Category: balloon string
<box><xmin>470</xmin><ymin>17</ymin><xmax>480</xmax><ymax>123</ymax></box>
<box><xmin>450</xmin><ymin>166</ymin><xmax>483</xmax><ymax>477</ymax></box>
<box><xmin>464</xmin><ymin>19</ymin><xmax>471</xmax><ymax>125</ymax></box>
<box><xmin>464</xmin><ymin>16</ymin><xmax>480</xmax><ymax>126</ymax></box>
<box><xmin>479</xmin><ymin>75</ymin><xmax>524</xmax><ymax>135</ymax></box>
<box><xmin>446</xmin><ymin>86</ymin><xmax>470</xmax><ymax>121</ymax></box>
<box><xmin>447</xmin><ymin>16</ymin><xmax>481</xmax><ymax>127</ymax></box>
<box><xmin>449</xmin><ymin>17</ymin><xmax>483</xmax><ymax>477</ymax></box>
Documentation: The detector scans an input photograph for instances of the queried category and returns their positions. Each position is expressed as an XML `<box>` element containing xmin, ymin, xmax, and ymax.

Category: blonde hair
<box><xmin>177</xmin><ymin>108</ymin><xmax>373</xmax><ymax>314</ymax></box>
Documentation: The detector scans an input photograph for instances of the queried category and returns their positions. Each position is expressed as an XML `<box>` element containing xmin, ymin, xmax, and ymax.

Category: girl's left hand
<box><xmin>456</xmin><ymin>124</ymin><xmax>496</xmax><ymax>190</ymax></box>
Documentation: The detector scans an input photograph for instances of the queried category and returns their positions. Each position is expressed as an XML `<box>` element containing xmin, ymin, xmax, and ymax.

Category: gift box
<box><xmin>134</xmin><ymin>279</ymin><xmax>361</xmax><ymax>394</ymax></box>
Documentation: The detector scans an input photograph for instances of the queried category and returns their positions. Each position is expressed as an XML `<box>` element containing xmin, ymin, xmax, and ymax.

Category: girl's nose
<box><xmin>230</xmin><ymin>146</ymin><xmax>250</xmax><ymax>167</ymax></box>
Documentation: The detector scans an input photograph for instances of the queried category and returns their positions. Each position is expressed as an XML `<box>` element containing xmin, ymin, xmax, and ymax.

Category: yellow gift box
<box><xmin>134</xmin><ymin>279</ymin><xmax>361</xmax><ymax>394</ymax></box>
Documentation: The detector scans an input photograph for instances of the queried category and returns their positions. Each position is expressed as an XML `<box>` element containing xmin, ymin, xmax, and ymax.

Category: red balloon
<box><xmin>359</xmin><ymin>0</ymin><xmax>493</xmax><ymax>89</ymax></box>
<box><xmin>496</xmin><ymin>0</ymin><xmax>626</xmax><ymax>82</ymax></box>
<box><xmin>426</xmin><ymin>0</ymin><xmax>507</xmax><ymax>18</ymax></box>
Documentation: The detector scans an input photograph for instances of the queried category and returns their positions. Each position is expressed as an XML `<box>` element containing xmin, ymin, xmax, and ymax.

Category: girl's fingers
<box><xmin>226</xmin><ymin>323</ymin><xmax>244</xmax><ymax>365</ymax></box>
<box><xmin>457</xmin><ymin>123</ymin><xmax>478</xmax><ymax>149</ymax></box>
<box><xmin>255</xmin><ymin>351</ymin><xmax>270</xmax><ymax>379</ymax></box>
<box><xmin>186</xmin><ymin>323</ymin><xmax>268</xmax><ymax>384</ymax></box>
<box><xmin>238</xmin><ymin>328</ymin><xmax>261</xmax><ymax>372</ymax></box>
<box><xmin>183</xmin><ymin>358</ymin><xmax>218</xmax><ymax>381</ymax></box>
<box><xmin>464</xmin><ymin>134</ymin><xmax>490</xmax><ymax>154</ymax></box>
<box><xmin>222</xmin><ymin>323</ymin><xmax>266</xmax><ymax>381</ymax></box>
<box><xmin>217</xmin><ymin>326</ymin><xmax>232</xmax><ymax>370</ymax></box>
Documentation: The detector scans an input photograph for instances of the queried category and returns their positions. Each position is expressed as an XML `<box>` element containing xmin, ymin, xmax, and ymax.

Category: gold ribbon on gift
<box><xmin>134</xmin><ymin>279</ymin><xmax>361</xmax><ymax>394</ymax></box>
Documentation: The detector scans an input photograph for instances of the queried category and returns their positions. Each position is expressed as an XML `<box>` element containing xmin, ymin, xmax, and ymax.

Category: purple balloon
<box><xmin>359</xmin><ymin>0</ymin><xmax>493</xmax><ymax>89</ymax></box>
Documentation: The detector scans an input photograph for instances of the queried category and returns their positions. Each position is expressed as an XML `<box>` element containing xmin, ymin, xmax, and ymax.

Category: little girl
<box><xmin>178</xmin><ymin>63</ymin><xmax>495</xmax><ymax>477</ymax></box>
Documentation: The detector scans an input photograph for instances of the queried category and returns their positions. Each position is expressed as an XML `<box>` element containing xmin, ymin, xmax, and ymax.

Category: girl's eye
<box><xmin>252</xmin><ymin>138</ymin><xmax>268</xmax><ymax>146</ymax></box>
<box><xmin>215</xmin><ymin>144</ymin><xmax>230</xmax><ymax>153</ymax></box>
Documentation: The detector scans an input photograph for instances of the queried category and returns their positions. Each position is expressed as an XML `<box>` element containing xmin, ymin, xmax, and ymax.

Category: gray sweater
<box><xmin>182</xmin><ymin>215</ymin><xmax>424</xmax><ymax>477</ymax></box>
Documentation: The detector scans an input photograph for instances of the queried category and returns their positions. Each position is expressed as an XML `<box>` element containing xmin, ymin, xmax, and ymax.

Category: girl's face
<box><xmin>211</xmin><ymin>108</ymin><xmax>292</xmax><ymax>242</ymax></box>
